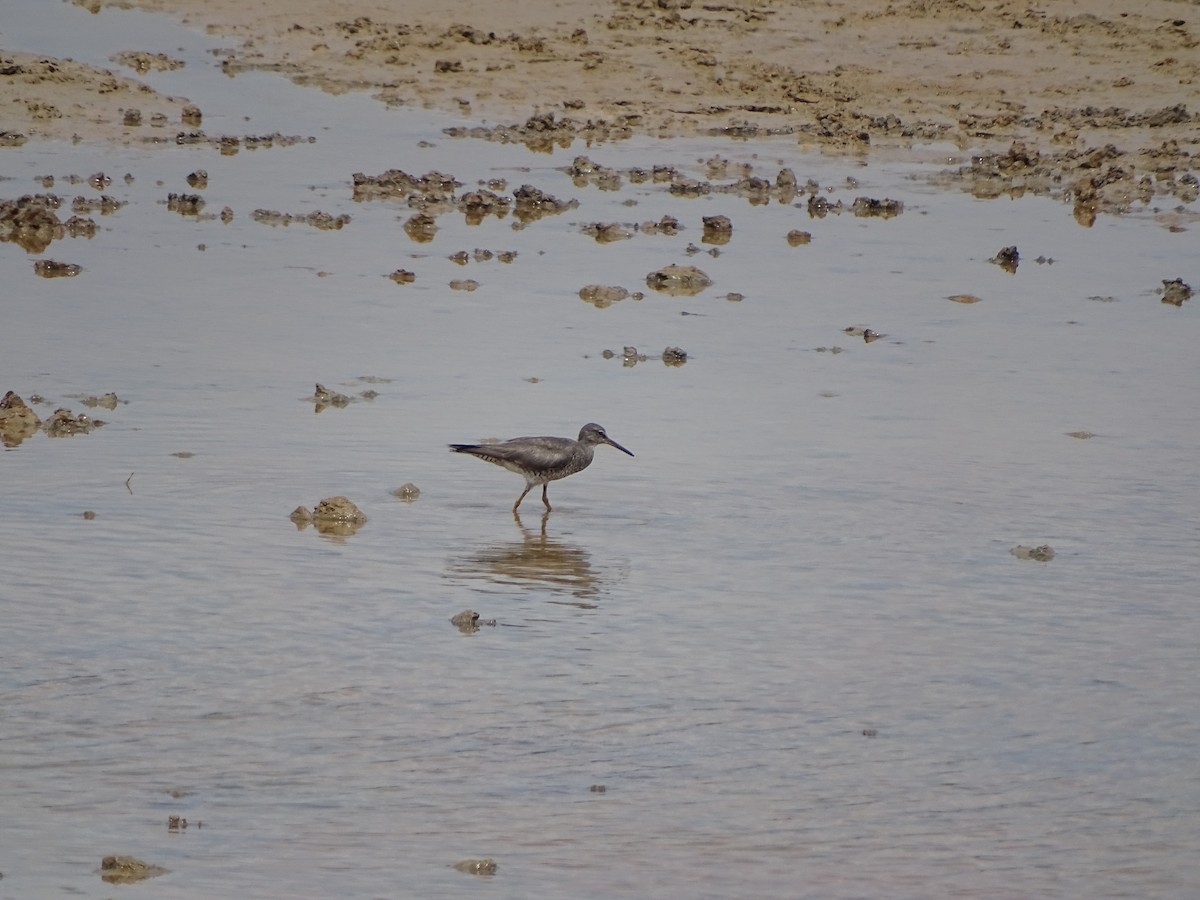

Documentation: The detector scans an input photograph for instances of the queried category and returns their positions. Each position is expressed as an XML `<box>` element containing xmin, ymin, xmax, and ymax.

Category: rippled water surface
<box><xmin>3</xmin><ymin>2</ymin><xmax>1199</xmax><ymax>897</ymax></box>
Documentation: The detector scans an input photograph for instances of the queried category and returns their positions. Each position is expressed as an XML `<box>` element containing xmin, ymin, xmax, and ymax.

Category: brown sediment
<box><xmin>0</xmin><ymin>0</ymin><xmax>1194</xmax><ymax>218</ymax></box>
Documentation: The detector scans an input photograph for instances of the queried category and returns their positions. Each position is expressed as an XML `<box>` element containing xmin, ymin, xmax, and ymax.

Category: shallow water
<box><xmin>3</xmin><ymin>2</ymin><xmax>1200</xmax><ymax>897</ymax></box>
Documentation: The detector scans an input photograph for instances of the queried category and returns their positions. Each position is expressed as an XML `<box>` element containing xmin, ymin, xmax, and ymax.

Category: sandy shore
<box><xmin>2</xmin><ymin>0</ymin><xmax>1198</xmax><ymax>210</ymax></box>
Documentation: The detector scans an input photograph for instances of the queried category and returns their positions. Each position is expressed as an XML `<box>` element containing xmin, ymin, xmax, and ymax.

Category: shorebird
<box><xmin>449</xmin><ymin>423</ymin><xmax>634</xmax><ymax>511</ymax></box>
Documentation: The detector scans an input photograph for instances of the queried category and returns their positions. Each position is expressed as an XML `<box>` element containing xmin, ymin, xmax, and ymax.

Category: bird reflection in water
<box><xmin>445</xmin><ymin>511</ymin><xmax>603</xmax><ymax>607</ymax></box>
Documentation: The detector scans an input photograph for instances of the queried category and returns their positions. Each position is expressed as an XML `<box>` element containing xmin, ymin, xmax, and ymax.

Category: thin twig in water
<box><xmin>125</xmin><ymin>472</ymin><xmax>134</xmax><ymax>494</ymax></box>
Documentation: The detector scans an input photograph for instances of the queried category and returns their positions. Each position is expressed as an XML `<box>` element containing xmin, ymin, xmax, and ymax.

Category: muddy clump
<box><xmin>786</xmin><ymin>230</ymin><xmax>811</xmax><ymax>246</ymax></box>
<box><xmin>948</xmin><ymin>294</ymin><xmax>983</xmax><ymax>304</ymax></box>
<box><xmin>1</xmin><ymin>391</ymin><xmax>42</xmax><ymax>447</ymax></box>
<box><xmin>65</xmin><ymin>215</ymin><xmax>96</xmax><ymax>238</ymax></box>
<box><xmin>166</xmin><ymin>193</ymin><xmax>205</xmax><ymax>216</ymax></box>
<box><xmin>453</xmin><ymin>858</ymin><xmax>498</xmax><ymax>876</ymax></box>
<box><xmin>844</xmin><ymin>326</ymin><xmax>885</xmax><ymax>343</ymax></box>
<box><xmin>404</xmin><ymin>213</ymin><xmax>438</xmax><ymax>242</ymax></box>
<box><xmin>449</xmin><ymin>247</ymin><xmax>516</xmax><ymax>264</ymax></box>
<box><xmin>458</xmin><ymin>189</ymin><xmax>510</xmax><ymax>224</ymax></box>
<box><xmin>512</xmin><ymin>184</ymin><xmax>578</xmax><ymax>225</ymax></box>
<box><xmin>1159</xmin><ymin>278</ymin><xmax>1192</xmax><ymax>307</ymax></box>
<box><xmin>389</xmin><ymin>269</ymin><xmax>416</xmax><ymax>284</ymax></box>
<box><xmin>991</xmin><ymin>245</ymin><xmax>1020</xmax><ymax>274</ymax></box>
<box><xmin>937</xmin><ymin>137</ymin><xmax>1198</xmax><ymax>223</ymax></box>
<box><xmin>1011</xmin><ymin>544</ymin><xmax>1055</xmax><ymax>562</ymax></box>
<box><xmin>33</xmin><ymin>259</ymin><xmax>81</xmax><ymax>278</ymax></box>
<box><xmin>43</xmin><ymin>408</ymin><xmax>105</xmax><ymax>437</ymax></box>
<box><xmin>111</xmin><ymin>51</ymin><xmax>184</xmax><ymax>73</ymax></box>
<box><xmin>253</xmin><ymin>209</ymin><xmax>350</xmax><ymax>230</ymax></box>
<box><xmin>579</xmin><ymin>285</ymin><xmax>631</xmax><ymax>308</ymax></box>
<box><xmin>81</xmin><ymin>392</ymin><xmax>121</xmax><ymax>409</ymax></box>
<box><xmin>351</xmin><ymin>168</ymin><xmax>463</xmax><ymax>203</ymax></box>
<box><xmin>1</xmin><ymin>194</ymin><xmax>66</xmax><ymax>253</ymax></box>
<box><xmin>640</xmin><ymin>215</ymin><xmax>681</xmax><ymax>235</ymax></box>
<box><xmin>307</xmin><ymin>383</ymin><xmax>353</xmax><ymax>412</ymax></box>
<box><xmin>645</xmin><ymin>264</ymin><xmax>712</xmax><ymax>296</ymax></box>
<box><xmin>451</xmin><ymin>609</ymin><xmax>497</xmax><ymax>633</ymax></box>
<box><xmin>582</xmin><ymin>222</ymin><xmax>632</xmax><ymax>243</ymax></box>
<box><xmin>444</xmin><ymin>110</ymin><xmax>633</xmax><ymax>152</ymax></box>
<box><xmin>393</xmin><ymin>483</ymin><xmax>421</xmax><ymax>501</ymax></box>
<box><xmin>701</xmin><ymin>215</ymin><xmax>732</xmax><ymax>245</ymax></box>
<box><xmin>566</xmin><ymin>155</ymin><xmax>622</xmax><ymax>190</ymax></box>
<box><xmin>72</xmin><ymin>194</ymin><xmax>125</xmax><ymax>215</ymax></box>
<box><xmin>99</xmin><ymin>855</ymin><xmax>168</xmax><ymax>884</ymax></box>
<box><xmin>662</xmin><ymin>346</ymin><xmax>688</xmax><ymax>366</ymax></box>
<box><xmin>292</xmin><ymin>496</ymin><xmax>368</xmax><ymax>536</ymax></box>
<box><xmin>601</xmin><ymin>346</ymin><xmax>686</xmax><ymax>367</ymax></box>
<box><xmin>851</xmin><ymin>197</ymin><xmax>903</xmax><ymax>218</ymax></box>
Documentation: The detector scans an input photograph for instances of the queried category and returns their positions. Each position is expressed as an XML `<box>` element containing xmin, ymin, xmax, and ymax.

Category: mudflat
<box><xmin>4</xmin><ymin>0</ymin><xmax>1197</xmax><ymax>165</ymax></box>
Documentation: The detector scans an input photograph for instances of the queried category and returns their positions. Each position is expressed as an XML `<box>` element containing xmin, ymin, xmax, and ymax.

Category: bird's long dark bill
<box><xmin>606</xmin><ymin>437</ymin><xmax>635</xmax><ymax>457</ymax></box>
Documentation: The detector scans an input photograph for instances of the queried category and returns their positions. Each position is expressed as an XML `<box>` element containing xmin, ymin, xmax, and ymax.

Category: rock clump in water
<box><xmin>1011</xmin><ymin>544</ymin><xmax>1055</xmax><ymax>562</ymax></box>
<box><xmin>453</xmin><ymin>858</ymin><xmax>498</xmax><ymax>876</ymax></box>
<box><xmin>99</xmin><ymin>855</ymin><xmax>168</xmax><ymax>884</ymax></box>
<box><xmin>579</xmin><ymin>285</ymin><xmax>630</xmax><ymax>308</ymax></box>
<box><xmin>292</xmin><ymin>496</ymin><xmax>368</xmax><ymax>536</ymax></box>
<box><xmin>33</xmin><ymin>259</ymin><xmax>81</xmax><ymax>277</ymax></box>
<box><xmin>991</xmin><ymin>245</ymin><xmax>1020</xmax><ymax>274</ymax></box>
<box><xmin>645</xmin><ymin>264</ymin><xmax>712</xmax><ymax>296</ymax></box>
<box><xmin>43</xmin><ymin>408</ymin><xmax>104</xmax><ymax>437</ymax></box>
<box><xmin>1</xmin><ymin>391</ymin><xmax>42</xmax><ymax>447</ymax></box>
<box><xmin>1159</xmin><ymin>278</ymin><xmax>1192</xmax><ymax>307</ymax></box>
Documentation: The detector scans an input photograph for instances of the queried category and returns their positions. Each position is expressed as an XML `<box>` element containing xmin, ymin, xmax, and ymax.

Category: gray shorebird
<box><xmin>449</xmin><ymin>423</ymin><xmax>634</xmax><ymax>511</ymax></box>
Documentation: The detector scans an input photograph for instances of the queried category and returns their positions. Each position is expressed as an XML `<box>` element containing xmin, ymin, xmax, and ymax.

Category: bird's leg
<box><xmin>541</xmin><ymin>484</ymin><xmax>552</xmax><ymax>511</ymax></box>
<box><xmin>514</xmin><ymin>484</ymin><xmax>533</xmax><ymax>512</ymax></box>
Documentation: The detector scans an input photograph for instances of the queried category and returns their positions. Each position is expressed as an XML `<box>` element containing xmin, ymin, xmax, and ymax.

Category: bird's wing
<box><xmin>455</xmin><ymin>436</ymin><xmax>575</xmax><ymax>468</ymax></box>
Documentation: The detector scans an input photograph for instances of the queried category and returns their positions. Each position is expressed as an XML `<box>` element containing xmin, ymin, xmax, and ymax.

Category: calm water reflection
<box><xmin>446</xmin><ymin>512</ymin><xmax>604</xmax><ymax>606</ymax></box>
